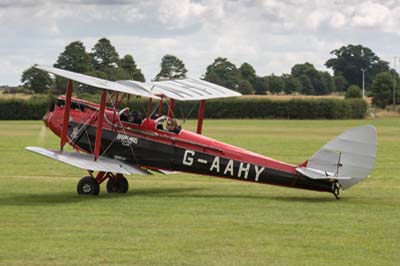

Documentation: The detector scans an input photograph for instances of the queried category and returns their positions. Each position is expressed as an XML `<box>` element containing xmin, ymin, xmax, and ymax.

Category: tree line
<box><xmin>21</xmin><ymin>39</ymin><xmax>399</xmax><ymax>108</ymax></box>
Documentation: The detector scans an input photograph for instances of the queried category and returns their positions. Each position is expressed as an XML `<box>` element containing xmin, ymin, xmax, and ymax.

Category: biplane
<box><xmin>26</xmin><ymin>65</ymin><xmax>377</xmax><ymax>198</ymax></box>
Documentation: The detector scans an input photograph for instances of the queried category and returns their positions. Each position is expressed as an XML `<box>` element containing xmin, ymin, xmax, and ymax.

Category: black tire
<box><xmin>77</xmin><ymin>176</ymin><xmax>100</xmax><ymax>195</ymax></box>
<box><xmin>106</xmin><ymin>176</ymin><xmax>129</xmax><ymax>193</ymax></box>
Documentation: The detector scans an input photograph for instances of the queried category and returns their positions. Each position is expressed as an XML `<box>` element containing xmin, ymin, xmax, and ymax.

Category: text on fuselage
<box><xmin>116</xmin><ymin>134</ymin><xmax>138</xmax><ymax>147</ymax></box>
<box><xmin>182</xmin><ymin>150</ymin><xmax>265</xmax><ymax>181</ymax></box>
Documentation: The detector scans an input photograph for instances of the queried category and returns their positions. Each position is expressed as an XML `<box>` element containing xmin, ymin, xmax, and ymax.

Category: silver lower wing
<box><xmin>26</xmin><ymin>146</ymin><xmax>150</xmax><ymax>175</ymax></box>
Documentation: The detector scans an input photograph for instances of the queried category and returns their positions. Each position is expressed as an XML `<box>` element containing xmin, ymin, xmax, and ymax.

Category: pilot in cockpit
<box><xmin>128</xmin><ymin>110</ymin><xmax>143</xmax><ymax>124</ymax></box>
<box><xmin>119</xmin><ymin>107</ymin><xmax>143</xmax><ymax>125</ymax></box>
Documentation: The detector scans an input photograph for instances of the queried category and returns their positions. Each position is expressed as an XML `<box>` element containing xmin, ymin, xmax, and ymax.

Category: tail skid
<box><xmin>296</xmin><ymin>125</ymin><xmax>377</xmax><ymax>191</ymax></box>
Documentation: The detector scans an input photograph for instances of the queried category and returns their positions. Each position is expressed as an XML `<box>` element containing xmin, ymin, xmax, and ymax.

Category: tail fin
<box><xmin>296</xmin><ymin>125</ymin><xmax>377</xmax><ymax>190</ymax></box>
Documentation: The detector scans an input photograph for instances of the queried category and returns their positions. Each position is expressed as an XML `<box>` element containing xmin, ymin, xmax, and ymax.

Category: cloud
<box><xmin>351</xmin><ymin>2</ymin><xmax>391</xmax><ymax>28</ymax></box>
<box><xmin>330</xmin><ymin>12</ymin><xmax>347</xmax><ymax>29</ymax></box>
<box><xmin>158</xmin><ymin>0</ymin><xmax>206</xmax><ymax>29</ymax></box>
<box><xmin>1</xmin><ymin>0</ymin><xmax>400</xmax><ymax>85</ymax></box>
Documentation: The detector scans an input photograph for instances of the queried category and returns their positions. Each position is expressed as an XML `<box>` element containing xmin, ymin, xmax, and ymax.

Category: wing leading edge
<box><xmin>26</xmin><ymin>146</ymin><xmax>150</xmax><ymax>175</ymax></box>
<box><xmin>35</xmin><ymin>65</ymin><xmax>159</xmax><ymax>99</ymax></box>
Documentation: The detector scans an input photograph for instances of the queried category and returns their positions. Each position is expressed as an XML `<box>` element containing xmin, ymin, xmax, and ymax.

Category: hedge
<box><xmin>153</xmin><ymin>98</ymin><xmax>367</xmax><ymax>119</ymax></box>
<box><xmin>0</xmin><ymin>97</ymin><xmax>367</xmax><ymax>120</ymax></box>
<box><xmin>0</xmin><ymin>97</ymin><xmax>52</xmax><ymax>120</ymax></box>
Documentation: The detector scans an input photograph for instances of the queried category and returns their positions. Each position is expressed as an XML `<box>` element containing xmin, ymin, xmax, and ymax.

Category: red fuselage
<box><xmin>44</xmin><ymin>96</ymin><xmax>335</xmax><ymax>193</ymax></box>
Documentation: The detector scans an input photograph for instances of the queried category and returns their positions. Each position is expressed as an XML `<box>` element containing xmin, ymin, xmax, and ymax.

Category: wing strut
<box><xmin>60</xmin><ymin>80</ymin><xmax>73</xmax><ymax>150</ymax></box>
<box><xmin>168</xmin><ymin>99</ymin><xmax>175</xmax><ymax>118</ymax></box>
<box><xmin>146</xmin><ymin>98</ymin><xmax>152</xmax><ymax>128</ymax></box>
<box><xmin>158</xmin><ymin>98</ymin><xmax>163</xmax><ymax>116</ymax></box>
<box><xmin>196</xmin><ymin>100</ymin><xmax>206</xmax><ymax>134</ymax></box>
<box><xmin>93</xmin><ymin>89</ymin><xmax>107</xmax><ymax>160</ymax></box>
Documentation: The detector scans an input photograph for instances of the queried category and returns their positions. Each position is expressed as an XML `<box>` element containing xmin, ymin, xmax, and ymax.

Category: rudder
<box><xmin>296</xmin><ymin>125</ymin><xmax>377</xmax><ymax>190</ymax></box>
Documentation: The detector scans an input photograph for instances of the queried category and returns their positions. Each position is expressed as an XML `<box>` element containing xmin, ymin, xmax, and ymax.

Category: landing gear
<box><xmin>77</xmin><ymin>176</ymin><xmax>100</xmax><ymax>195</ymax></box>
<box><xmin>76</xmin><ymin>172</ymin><xmax>129</xmax><ymax>195</ymax></box>
<box><xmin>106</xmin><ymin>174</ymin><xmax>129</xmax><ymax>193</ymax></box>
<box><xmin>332</xmin><ymin>182</ymin><xmax>341</xmax><ymax>199</ymax></box>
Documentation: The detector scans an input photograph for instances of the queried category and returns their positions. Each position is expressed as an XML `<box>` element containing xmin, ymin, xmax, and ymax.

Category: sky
<box><xmin>1</xmin><ymin>0</ymin><xmax>400</xmax><ymax>85</ymax></box>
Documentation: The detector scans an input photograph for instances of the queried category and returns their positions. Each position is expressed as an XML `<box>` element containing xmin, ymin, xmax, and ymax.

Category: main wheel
<box><xmin>77</xmin><ymin>176</ymin><xmax>100</xmax><ymax>195</ymax></box>
<box><xmin>106</xmin><ymin>176</ymin><xmax>129</xmax><ymax>193</ymax></box>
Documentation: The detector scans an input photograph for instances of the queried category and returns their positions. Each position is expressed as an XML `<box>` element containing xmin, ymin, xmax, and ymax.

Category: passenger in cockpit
<box><xmin>166</xmin><ymin>118</ymin><xmax>181</xmax><ymax>134</ymax></box>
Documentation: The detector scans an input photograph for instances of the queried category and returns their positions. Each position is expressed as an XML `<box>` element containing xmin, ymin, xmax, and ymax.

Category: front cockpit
<box><xmin>43</xmin><ymin>96</ymin><xmax>183</xmax><ymax>140</ymax></box>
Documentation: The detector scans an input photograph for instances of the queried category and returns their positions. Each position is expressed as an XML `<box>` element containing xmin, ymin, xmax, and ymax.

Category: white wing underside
<box><xmin>26</xmin><ymin>146</ymin><xmax>150</xmax><ymax>175</ymax></box>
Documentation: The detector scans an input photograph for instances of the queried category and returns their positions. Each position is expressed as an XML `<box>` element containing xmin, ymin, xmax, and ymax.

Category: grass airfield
<box><xmin>0</xmin><ymin>119</ymin><xmax>399</xmax><ymax>266</ymax></box>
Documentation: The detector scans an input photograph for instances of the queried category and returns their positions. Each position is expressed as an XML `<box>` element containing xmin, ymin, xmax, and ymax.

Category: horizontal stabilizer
<box><xmin>296</xmin><ymin>167</ymin><xmax>352</xmax><ymax>180</ymax></box>
<box><xmin>26</xmin><ymin>146</ymin><xmax>150</xmax><ymax>175</ymax></box>
<box><xmin>296</xmin><ymin>125</ymin><xmax>377</xmax><ymax>190</ymax></box>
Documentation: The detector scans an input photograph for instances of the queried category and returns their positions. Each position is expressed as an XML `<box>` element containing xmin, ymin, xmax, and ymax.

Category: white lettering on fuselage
<box><xmin>183</xmin><ymin>150</ymin><xmax>195</xmax><ymax>166</ymax></box>
<box><xmin>197</xmin><ymin>159</ymin><xmax>208</xmax><ymax>164</ymax></box>
<box><xmin>238</xmin><ymin>162</ymin><xmax>251</xmax><ymax>179</ymax></box>
<box><xmin>70</xmin><ymin>126</ymin><xmax>79</xmax><ymax>139</ymax></box>
<box><xmin>223</xmin><ymin>160</ymin><xmax>234</xmax><ymax>176</ymax></box>
<box><xmin>210</xmin><ymin>156</ymin><xmax>220</xmax><ymax>172</ymax></box>
<box><xmin>182</xmin><ymin>150</ymin><xmax>265</xmax><ymax>181</ymax></box>
<box><xmin>116</xmin><ymin>134</ymin><xmax>138</xmax><ymax>147</ymax></box>
<box><xmin>254</xmin><ymin>165</ymin><xmax>265</xmax><ymax>181</ymax></box>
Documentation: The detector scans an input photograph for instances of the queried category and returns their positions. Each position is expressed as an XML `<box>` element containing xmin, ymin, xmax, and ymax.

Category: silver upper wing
<box><xmin>120</xmin><ymin>78</ymin><xmax>242</xmax><ymax>101</ymax></box>
<box><xmin>36</xmin><ymin>65</ymin><xmax>241</xmax><ymax>101</ymax></box>
<box><xmin>35</xmin><ymin>65</ymin><xmax>159</xmax><ymax>99</ymax></box>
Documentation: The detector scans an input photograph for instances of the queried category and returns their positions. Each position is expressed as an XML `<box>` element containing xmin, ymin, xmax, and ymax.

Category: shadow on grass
<box><xmin>0</xmin><ymin>186</ymin><xmax>343</xmax><ymax>206</ymax></box>
<box><xmin>0</xmin><ymin>187</ymin><xmax>203</xmax><ymax>206</ymax></box>
<box><xmin>268</xmin><ymin>195</ymin><xmax>348</xmax><ymax>203</ymax></box>
<box><xmin>137</xmin><ymin>192</ymin><xmax>341</xmax><ymax>203</ymax></box>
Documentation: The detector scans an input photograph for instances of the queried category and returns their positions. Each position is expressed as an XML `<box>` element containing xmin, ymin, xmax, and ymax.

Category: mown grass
<box><xmin>0</xmin><ymin>119</ymin><xmax>399</xmax><ymax>266</ymax></box>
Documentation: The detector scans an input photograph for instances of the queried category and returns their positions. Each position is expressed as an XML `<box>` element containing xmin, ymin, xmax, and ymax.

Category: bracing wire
<box><xmin>104</xmin><ymin>92</ymin><xmax>140</xmax><ymax>165</ymax></box>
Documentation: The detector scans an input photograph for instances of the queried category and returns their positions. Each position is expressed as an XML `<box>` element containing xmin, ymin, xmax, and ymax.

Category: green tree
<box><xmin>297</xmin><ymin>74</ymin><xmax>313</xmax><ymax>94</ymax></box>
<box><xmin>305</xmin><ymin>68</ymin><xmax>328</xmax><ymax>95</ymax></box>
<box><xmin>291</xmin><ymin>63</ymin><xmax>315</xmax><ymax>94</ymax></box>
<box><xmin>334</xmin><ymin>75</ymin><xmax>348</xmax><ymax>92</ymax></box>
<box><xmin>154</xmin><ymin>54</ymin><xmax>187</xmax><ymax>81</ymax></box>
<box><xmin>119</xmin><ymin>55</ymin><xmax>145</xmax><ymax>81</ymax></box>
<box><xmin>371</xmin><ymin>72</ymin><xmax>398</xmax><ymax>108</ymax></box>
<box><xmin>282</xmin><ymin>74</ymin><xmax>302</xmax><ymax>94</ymax></box>
<box><xmin>325</xmin><ymin>44</ymin><xmax>389</xmax><ymax>89</ymax></box>
<box><xmin>345</xmin><ymin>85</ymin><xmax>362</xmax><ymax>98</ymax></box>
<box><xmin>204</xmin><ymin>57</ymin><xmax>242</xmax><ymax>91</ymax></box>
<box><xmin>291</xmin><ymin>63</ymin><xmax>330</xmax><ymax>95</ymax></box>
<box><xmin>266</xmin><ymin>75</ymin><xmax>285</xmax><ymax>94</ymax></box>
<box><xmin>253</xmin><ymin>76</ymin><xmax>268</xmax><ymax>95</ymax></box>
<box><xmin>239</xmin><ymin>62</ymin><xmax>257</xmax><ymax>87</ymax></box>
<box><xmin>91</xmin><ymin>38</ymin><xmax>120</xmax><ymax>74</ymax></box>
<box><xmin>21</xmin><ymin>66</ymin><xmax>53</xmax><ymax>93</ymax></box>
<box><xmin>54</xmin><ymin>41</ymin><xmax>92</xmax><ymax>93</ymax></box>
<box><xmin>238</xmin><ymin>80</ymin><xmax>254</xmax><ymax>95</ymax></box>
<box><xmin>321</xmin><ymin>72</ymin><xmax>335</xmax><ymax>93</ymax></box>
<box><xmin>107</xmin><ymin>68</ymin><xmax>131</xmax><ymax>81</ymax></box>
<box><xmin>54</xmin><ymin>41</ymin><xmax>92</xmax><ymax>73</ymax></box>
